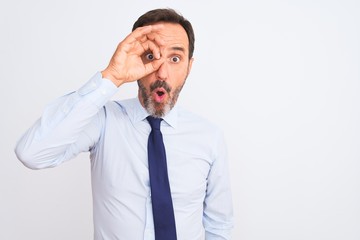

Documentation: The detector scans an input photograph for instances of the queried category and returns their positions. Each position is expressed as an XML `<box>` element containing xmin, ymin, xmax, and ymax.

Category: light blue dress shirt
<box><xmin>15</xmin><ymin>72</ymin><xmax>234</xmax><ymax>240</ymax></box>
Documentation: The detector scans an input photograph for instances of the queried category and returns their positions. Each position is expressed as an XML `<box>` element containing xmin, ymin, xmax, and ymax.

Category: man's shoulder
<box><xmin>178</xmin><ymin>106</ymin><xmax>222</xmax><ymax>133</ymax></box>
<box><xmin>103</xmin><ymin>98</ymin><xmax>137</xmax><ymax>112</ymax></box>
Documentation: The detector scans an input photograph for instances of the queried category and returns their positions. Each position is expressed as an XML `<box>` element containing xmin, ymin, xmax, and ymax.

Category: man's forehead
<box><xmin>154</xmin><ymin>23</ymin><xmax>188</xmax><ymax>49</ymax></box>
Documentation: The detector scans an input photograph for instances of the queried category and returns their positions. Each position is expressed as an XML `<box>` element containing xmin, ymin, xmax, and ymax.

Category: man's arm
<box><xmin>15</xmin><ymin>24</ymin><xmax>167</xmax><ymax>169</ymax></box>
<box><xmin>14</xmin><ymin>73</ymin><xmax>117</xmax><ymax>169</ymax></box>
<box><xmin>203</xmin><ymin>130</ymin><xmax>234</xmax><ymax>239</ymax></box>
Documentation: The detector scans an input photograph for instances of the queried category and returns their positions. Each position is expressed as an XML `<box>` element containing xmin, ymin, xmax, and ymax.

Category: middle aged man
<box><xmin>15</xmin><ymin>8</ymin><xmax>234</xmax><ymax>240</ymax></box>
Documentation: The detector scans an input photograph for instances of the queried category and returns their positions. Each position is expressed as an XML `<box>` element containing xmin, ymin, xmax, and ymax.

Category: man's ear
<box><xmin>187</xmin><ymin>57</ymin><xmax>194</xmax><ymax>75</ymax></box>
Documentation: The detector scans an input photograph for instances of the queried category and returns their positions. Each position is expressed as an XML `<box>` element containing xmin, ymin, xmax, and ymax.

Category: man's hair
<box><xmin>132</xmin><ymin>8</ymin><xmax>195</xmax><ymax>59</ymax></box>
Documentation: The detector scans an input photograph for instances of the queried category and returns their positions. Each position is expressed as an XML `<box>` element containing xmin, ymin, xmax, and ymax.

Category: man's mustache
<box><xmin>150</xmin><ymin>80</ymin><xmax>171</xmax><ymax>93</ymax></box>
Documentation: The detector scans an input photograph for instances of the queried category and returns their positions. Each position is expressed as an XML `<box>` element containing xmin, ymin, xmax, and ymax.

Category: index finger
<box><xmin>128</xmin><ymin>24</ymin><xmax>165</xmax><ymax>44</ymax></box>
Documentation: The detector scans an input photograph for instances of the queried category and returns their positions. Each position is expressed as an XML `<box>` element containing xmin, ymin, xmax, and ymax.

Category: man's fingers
<box><xmin>141</xmin><ymin>40</ymin><xmax>161</xmax><ymax>59</ymax></box>
<box><xmin>144</xmin><ymin>58</ymin><xmax>165</xmax><ymax>75</ymax></box>
<box><xmin>123</xmin><ymin>25</ymin><xmax>165</xmax><ymax>47</ymax></box>
<box><xmin>146</xmin><ymin>32</ymin><xmax>165</xmax><ymax>47</ymax></box>
<box><xmin>107</xmin><ymin>24</ymin><xmax>166</xmax><ymax>83</ymax></box>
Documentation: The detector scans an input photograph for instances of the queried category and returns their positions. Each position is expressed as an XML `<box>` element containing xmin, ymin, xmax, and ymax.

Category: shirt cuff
<box><xmin>77</xmin><ymin>72</ymin><xmax>118</xmax><ymax>108</ymax></box>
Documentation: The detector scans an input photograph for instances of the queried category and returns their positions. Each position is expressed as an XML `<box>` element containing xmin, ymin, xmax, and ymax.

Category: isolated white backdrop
<box><xmin>1</xmin><ymin>0</ymin><xmax>359</xmax><ymax>239</ymax></box>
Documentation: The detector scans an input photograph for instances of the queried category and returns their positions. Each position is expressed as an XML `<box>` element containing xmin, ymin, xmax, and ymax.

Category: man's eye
<box><xmin>146</xmin><ymin>53</ymin><xmax>154</xmax><ymax>61</ymax></box>
<box><xmin>171</xmin><ymin>56</ymin><xmax>180</xmax><ymax>63</ymax></box>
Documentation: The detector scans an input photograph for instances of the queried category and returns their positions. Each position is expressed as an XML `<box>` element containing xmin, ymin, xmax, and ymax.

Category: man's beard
<box><xmin>138</xmin><ymin>80</ymin><xmax>184</xmax><ymax>118</ymax></box>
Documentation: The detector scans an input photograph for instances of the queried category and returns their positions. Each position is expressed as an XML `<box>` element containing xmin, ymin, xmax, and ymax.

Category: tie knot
<box><xmin>147</xmin><ymin>116</ymin><xmax>162</xmax><ymax>130</ymax></box>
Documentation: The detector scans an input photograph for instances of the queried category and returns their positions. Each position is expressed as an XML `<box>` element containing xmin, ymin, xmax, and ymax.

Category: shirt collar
<box><xmin>120</xmin><ymin>98</ymin><xmax>178</xmax><ymax>129</ymax></box>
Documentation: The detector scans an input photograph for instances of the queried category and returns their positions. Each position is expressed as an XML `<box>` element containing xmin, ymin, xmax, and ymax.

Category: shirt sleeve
<box><xmin>14</xmin><ymin>72</ymin><xmax>118</xmax><ymax>169</ymax></box>
<box><xmin>203</xmin><ymin>129</ymin><xmax>234</xmax><ymax>239</ymax></box>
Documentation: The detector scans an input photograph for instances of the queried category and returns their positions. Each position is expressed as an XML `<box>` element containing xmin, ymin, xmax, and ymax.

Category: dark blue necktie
<box><xmin>146</xmin><ymin>116</ymin><xmax>177</xmax><ymax>240</ymax></box>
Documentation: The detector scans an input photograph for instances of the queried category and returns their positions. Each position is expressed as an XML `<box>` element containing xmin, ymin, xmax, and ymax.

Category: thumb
<box><xmin>143</xmin><ymin>58</ymin><xmax>165</xmax><ymax>76</ymax></box>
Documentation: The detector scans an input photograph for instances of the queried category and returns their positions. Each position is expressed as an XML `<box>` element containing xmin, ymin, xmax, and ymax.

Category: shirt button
<box><xmin>101</xmin><ymin>90</ymin><xmax>107</xmax><ymax>95</ymax></box>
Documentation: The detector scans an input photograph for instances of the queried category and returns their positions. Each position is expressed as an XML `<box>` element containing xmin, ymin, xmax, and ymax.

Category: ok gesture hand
<box><xmin>102</xmin><ymin>24</ymin><xmax>165</xmax><ymax>87</ymax></box>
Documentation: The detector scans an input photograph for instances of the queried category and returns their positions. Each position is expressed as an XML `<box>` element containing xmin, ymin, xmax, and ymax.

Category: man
<box><xmin>15</xmin><ymin>8</ymin><xmax>233</xmax><ymax>240</ymax></box>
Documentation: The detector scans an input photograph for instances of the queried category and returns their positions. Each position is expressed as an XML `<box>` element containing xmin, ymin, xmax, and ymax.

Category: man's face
<box><xmin>138</xmin><ymin>22</ymin><xmax>193</xmax><ymax>117</ymax></box>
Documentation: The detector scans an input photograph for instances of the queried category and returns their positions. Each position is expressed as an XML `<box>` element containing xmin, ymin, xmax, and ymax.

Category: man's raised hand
<box><xmin>101</xmin><ymin>24</ymin><xmax>165</xmax><ymax>87</ymax></box>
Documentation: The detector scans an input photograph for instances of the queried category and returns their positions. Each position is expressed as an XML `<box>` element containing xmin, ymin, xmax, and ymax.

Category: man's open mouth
<box><xmin>156</xmin><ymin>90</ymin><xmax>165</xmax><ymax>96</ymax></box>
<box><xmin>153</xmin><ymin>88</ymin><xmax>167</xmax><ymax>103</ymax></box>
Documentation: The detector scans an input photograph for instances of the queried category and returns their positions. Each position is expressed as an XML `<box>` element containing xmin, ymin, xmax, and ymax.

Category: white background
<box><xmin>1</xmin><ymin>0</ymin><xmax>359</xmax><ymax>239</ymax></box>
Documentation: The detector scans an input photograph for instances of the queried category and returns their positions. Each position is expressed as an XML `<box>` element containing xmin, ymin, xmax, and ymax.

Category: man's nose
<box><xmin>155</xmin><ymin>61</ymin><xmax>168</xmax><ymax>81</ymax></box>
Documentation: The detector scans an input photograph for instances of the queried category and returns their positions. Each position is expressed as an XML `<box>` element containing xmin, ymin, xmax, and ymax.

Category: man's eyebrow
<box><xmin>171</xmin><ymin>46</ymin><xmax>185</xmax><ymax>52</ymax></box>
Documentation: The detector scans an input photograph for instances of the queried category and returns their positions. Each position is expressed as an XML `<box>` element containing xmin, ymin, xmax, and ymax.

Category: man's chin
<box><xmin>147</xmin><ymin>102</ymin><xmax>170</xmax><ymax>118</ymax></box>
<box><xmin>154</xmin><ymin>106</ymin><xmax>168</xmax><ymax>118</ymax></box>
